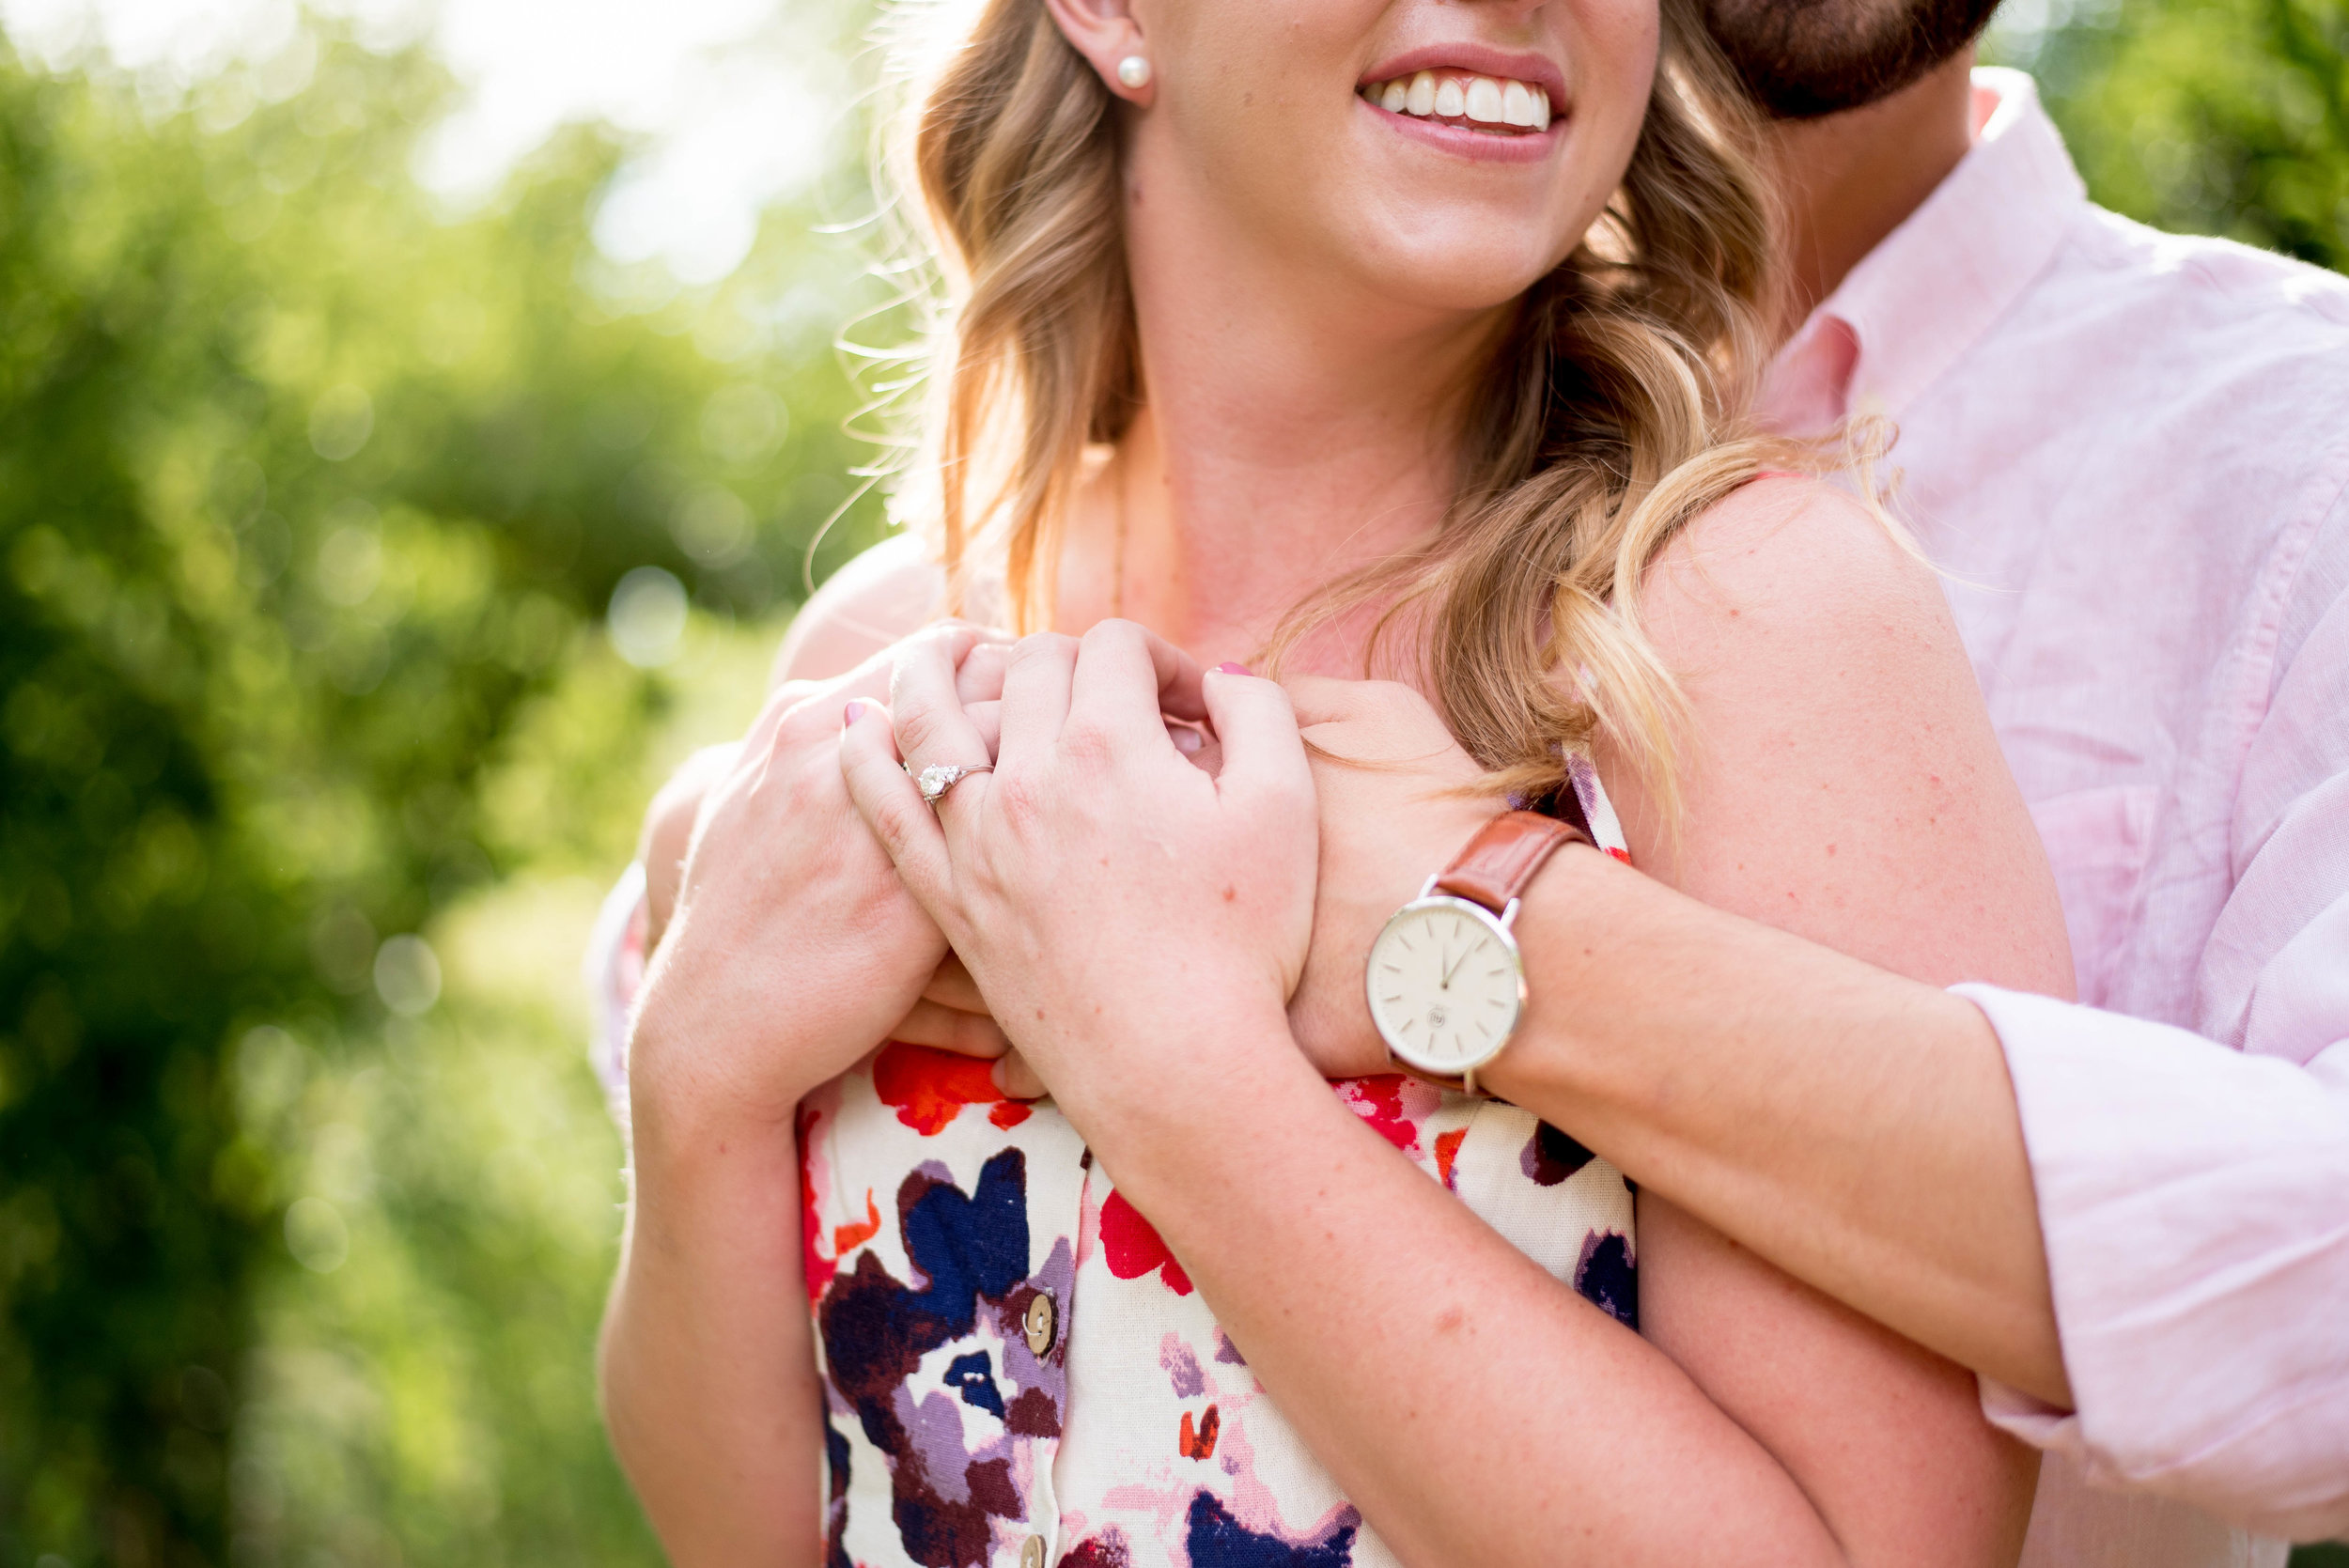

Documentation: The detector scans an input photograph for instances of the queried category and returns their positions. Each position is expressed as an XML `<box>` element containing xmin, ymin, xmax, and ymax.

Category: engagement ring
<box><xmin>910</xmin><ymin>761</ymin><xmax>992</xmax><ymax>806</ymax></box>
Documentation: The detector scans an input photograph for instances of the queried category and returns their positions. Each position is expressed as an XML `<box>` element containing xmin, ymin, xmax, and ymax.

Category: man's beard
<box><xmin>1704</xmin><ymin>0</ymin><xmax>2003</xmax><ymax>120</ymax></box>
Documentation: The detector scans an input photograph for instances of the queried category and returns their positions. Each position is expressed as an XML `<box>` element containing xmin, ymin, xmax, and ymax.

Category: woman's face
<box><xmin>1126</xmin><ymin>0</ymin><xmax>1660</xmax><ymax>318</ymax></box>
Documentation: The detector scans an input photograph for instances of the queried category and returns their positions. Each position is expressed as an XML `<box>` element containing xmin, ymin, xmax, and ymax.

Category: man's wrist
<box><xmin>1473</xmin><ymin>843</ymin><xmax>1631</xmax><ymax>1110</ymax></box>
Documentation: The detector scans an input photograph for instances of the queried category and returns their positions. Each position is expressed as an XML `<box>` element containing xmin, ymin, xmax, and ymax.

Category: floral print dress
<box><xmin>590</xmin><ymin>756</ymin><xmax>1640</xmax><ymax>1568</ymax></box>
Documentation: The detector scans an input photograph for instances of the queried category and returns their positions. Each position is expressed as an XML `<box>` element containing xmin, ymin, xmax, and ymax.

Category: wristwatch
<box><xmin>1367</xmin><ymin>810</ymin><xmax>1591</xmax><ymax>1094</ymax></box>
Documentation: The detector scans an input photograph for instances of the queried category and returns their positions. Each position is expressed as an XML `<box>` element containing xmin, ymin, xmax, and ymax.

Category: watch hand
<box><xmin>1441</xmin><ymin>946</ymin><xmax>1470</xmax><ymax>988</ymax></box>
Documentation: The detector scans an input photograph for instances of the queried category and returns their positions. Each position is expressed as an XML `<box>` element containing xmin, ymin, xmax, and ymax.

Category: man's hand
<box><xmin>1284</xmin><ymin>676</ymin><xmax>1501</xmax><ymax>1078</ymax></box>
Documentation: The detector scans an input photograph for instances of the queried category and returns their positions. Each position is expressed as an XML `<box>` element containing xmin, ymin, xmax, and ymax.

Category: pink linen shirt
<box><xmin>1762</xmin><ymin>69</ymin><xmax>2349</xmax><ymax>1564</ymax></box>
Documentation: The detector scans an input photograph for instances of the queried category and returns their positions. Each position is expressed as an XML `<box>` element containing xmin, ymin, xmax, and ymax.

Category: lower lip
<box><xmin>1361</xmin><ymin>97</ymin><xmax>1559</xmax><ymax>164</ymax></box>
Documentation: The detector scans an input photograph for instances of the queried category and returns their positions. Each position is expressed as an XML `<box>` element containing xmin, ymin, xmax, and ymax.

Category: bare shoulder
<box><xmin>770</xmin><ymin>532</ymin><xmax>952</xmax><ymax>685</ymax></box>
<box><xmin>1637</xmin><ymin>476</ymin><xmax>1951</xmax><ymax>677</ymax></box>
<box><xmin>1607</xmin><ymin>474</ymin><xmax>2073</xmax><ymax>997</ymax></box>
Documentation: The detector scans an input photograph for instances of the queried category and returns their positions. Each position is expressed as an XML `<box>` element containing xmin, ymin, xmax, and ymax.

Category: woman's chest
<box><xmin>801</xmin><ymin>1046</ymin><xmax>1637</xmax><ymax>1568</ymax></box>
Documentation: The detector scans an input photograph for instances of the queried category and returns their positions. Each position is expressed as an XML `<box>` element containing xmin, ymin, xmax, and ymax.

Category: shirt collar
<box><xmin>1761</xmin><ymin>68</ymin><xmax>2091</xmax><ymax>435</ymax></box>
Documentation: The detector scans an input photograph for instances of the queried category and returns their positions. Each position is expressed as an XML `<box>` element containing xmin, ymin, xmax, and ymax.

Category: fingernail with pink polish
<box><xmin>1211</xmin><ymin>661</ymin><xmax>1252</xmax><ymax>676</ymax></box>
<box><xmin>843</xmin><ymin>700</ymin><xmax>865</xmax><ymax>725</ymax></box>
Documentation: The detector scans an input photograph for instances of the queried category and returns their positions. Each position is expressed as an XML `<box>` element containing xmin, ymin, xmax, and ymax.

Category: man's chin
<box><xmin>1702</xmin><ymin>0</ymin><xmax>2002</xmax><ymax>121</ymax></box>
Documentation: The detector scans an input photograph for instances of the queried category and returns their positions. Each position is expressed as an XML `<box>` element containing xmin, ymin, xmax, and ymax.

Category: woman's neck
<box><xmin>1056</xmin><ymin>151</ymin><xmax>1505</xmax><ymax>671</ymax></box>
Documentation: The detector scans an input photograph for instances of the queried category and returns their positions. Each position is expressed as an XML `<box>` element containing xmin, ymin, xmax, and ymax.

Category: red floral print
<box><xmin>871</xmin><ymin>1040</ymin><xmax>1034</xmax><ymax>1135</ymax></box>
<box><xmin>1178</xmin><ymin>1405</ymin><xmax>1221</xmax><ymax>1460</ymax></box>
<box><xmin>1100</xmin><ymin>1188</ymin><xmax>1193</xmax><ymax>1296</ymax></box>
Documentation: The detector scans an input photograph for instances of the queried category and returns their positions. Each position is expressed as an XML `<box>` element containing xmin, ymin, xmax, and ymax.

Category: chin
<box><xmin>1346</xmin><ymin>223</ymin><xmax>1566</xmax><ymax>318</ymax></box>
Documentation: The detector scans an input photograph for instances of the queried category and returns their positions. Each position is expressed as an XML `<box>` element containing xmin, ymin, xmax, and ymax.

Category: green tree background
<box><xmin>0</xmin><ymin>3</ymin><xmax>2340</xmax><ymax>1565</ymax></box>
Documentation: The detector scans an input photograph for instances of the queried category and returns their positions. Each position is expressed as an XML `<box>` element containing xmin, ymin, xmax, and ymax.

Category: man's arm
<box><xmin>1955</xmin><ymin>551</ymin><xmax>2349</xmax><ymax>1540</ymax></box>
<box><xmin>1480</xmin><ymin>847</ymin><xmax>2349</xmax><ymax>1541</ymax></box>
<box><xmin>1478</xmin><ymin>541</ymin><xmax>2349</xmax><ymax>1538</ymax></box>
<box><xmin>1957</xmin><ymin>988</ymin><xmax>2349</xmax><ymax>1542</ymax></box>
<box><xmin>1289</xmin><ymin>474</ymin><xmax>2075</xmax><ymax>1406</ymax></box>
<box><xmin>1484</xmin><ymin>853</ymin><xmax>2065</xmax><ymax>1398</ymax></box>
<box><xmin>1286</xmin><ymin>492</ymin><xmax>2349</xmax><ymax>1539</ymax></box>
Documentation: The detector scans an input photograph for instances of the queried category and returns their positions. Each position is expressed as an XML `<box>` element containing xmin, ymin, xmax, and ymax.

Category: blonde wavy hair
<box><xmin>869</xmin><ymin>0</ymin><xmax>1820</xmax><ymax>812</ymax></box>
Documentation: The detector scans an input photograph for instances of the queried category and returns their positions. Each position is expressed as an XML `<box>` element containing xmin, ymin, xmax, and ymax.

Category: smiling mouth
<box><xmin>1361</xmin><ymin>70</ymin><xmax>1553</xmax><ymax>134</ymax></box>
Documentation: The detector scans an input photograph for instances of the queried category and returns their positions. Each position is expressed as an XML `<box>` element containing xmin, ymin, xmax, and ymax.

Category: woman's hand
<box><xmin>639</xmin><ymin>742</ymin><xmax>742</xmax><ymax>954</ymax></box>
<box><xmin>837</xmin><ymin>621</ymin><xmax>1316</xmax><ymax>1139</ymax></box>
<box><xmin>630</xmin><ymin>624</ymin><xmax>1007</xmax><ymax>1146</ymax></box>
<box><xmin>629</xmin><ymin>637</ymin><xmax>1015</xmax><ymax>1087</ymax></box>
<box><xmin>1282</xmin><ymin>675</ymin><xmax>1502</xmax><ymax>1078</ymax></box>
<box><xmin>609</xmin><ymin>623</ymin><xmax>1012</xmax><ymax>1568</ymax></box>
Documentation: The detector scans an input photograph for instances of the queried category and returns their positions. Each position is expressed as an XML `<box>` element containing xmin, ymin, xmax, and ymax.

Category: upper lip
<box><xmin>1358</xmin><ymin>43</ymin><xmax>1567</xmax><ymax>111</ymax></box>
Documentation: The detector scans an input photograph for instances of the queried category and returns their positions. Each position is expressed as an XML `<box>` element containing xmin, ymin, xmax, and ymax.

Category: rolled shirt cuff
<box><xmin>1952</xmin><ymin>982</ymin><xmax>2349</xmax><ymax>1540</ymax></box>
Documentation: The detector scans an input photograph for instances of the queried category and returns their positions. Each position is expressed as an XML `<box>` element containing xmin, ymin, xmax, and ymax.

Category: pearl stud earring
<box><xmin>1116</xmin><ymin>54</ymin><xmax>1152</xmax><ymax>89</ymax></box>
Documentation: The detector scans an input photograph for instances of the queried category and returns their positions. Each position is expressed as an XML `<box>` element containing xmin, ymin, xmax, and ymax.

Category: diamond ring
<box><xmin>910</xmin><ymin>761</ymin><xmax>993</xmax><ymax>806</ymax></box>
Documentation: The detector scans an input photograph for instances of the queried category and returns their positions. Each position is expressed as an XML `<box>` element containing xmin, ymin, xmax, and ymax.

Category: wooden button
<box><xmin>1022</xmin><ymin>1292</ymin><xmax>1057</xmax><ymax>1357</ymax></box>
<box><xmin>1020</xmin><ymin>1535</ymin><xmax>1047</xmax><ymax>1568</ymax></box>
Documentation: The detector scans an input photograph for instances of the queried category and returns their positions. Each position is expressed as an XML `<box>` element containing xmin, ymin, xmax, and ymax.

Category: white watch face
<box><xmin>1367</xmin><ymin>897</ymin><xmax>1524</xmax><ymax>1075</ymax></box>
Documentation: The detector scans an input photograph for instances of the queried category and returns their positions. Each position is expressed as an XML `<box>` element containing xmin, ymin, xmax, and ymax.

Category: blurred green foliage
<box><xmin>0</xmin><ymin>1</ymin><xmax>2344</xmax><ymax>1565</ymax></box>
<box><xmin>1993</xmin><ymin>0</ymin><xmax>2349</xmax><ymax>271</ymax></box>
<box><xmin>0</xmin><ymin>15</ymin><xmax>881</xmax><ymax>1565</ymax></box>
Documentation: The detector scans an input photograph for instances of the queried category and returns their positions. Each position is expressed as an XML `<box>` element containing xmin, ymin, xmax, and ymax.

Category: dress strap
<box><xmin>1513</xmin><ymin>752</ymin><xmax>1631</xmax><ymax>863</ymax></box>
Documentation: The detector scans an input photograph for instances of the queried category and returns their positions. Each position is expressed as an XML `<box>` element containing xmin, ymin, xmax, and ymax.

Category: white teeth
<box><xmin>1373</xmin><ymin>70</ymin><xmax>1553</xmax><ymax>131</ymax></box>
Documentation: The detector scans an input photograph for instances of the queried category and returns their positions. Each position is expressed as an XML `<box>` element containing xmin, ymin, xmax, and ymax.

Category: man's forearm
<box><xmin>1482</xmin><ymin>848</ymin><xmax>2073</xmax><ymax>1406</ymax></box>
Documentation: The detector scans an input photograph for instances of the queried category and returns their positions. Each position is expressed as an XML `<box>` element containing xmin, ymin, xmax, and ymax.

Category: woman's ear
<box><xmin>1041</xmin><ymin>0</ymin><xmax>1156</xmax><ymax>105</ymax></box>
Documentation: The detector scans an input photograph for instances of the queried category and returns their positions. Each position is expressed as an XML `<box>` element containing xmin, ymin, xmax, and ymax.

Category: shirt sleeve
<box><xmin>1954</xmin><ymin>534</ymin><xmax>2349</xmax><ymax>1543</ymax></box>
<box><xmin>582</xmin><ymin>862</ymin><xmax>648</xmax><ymax>1136</ymax></box>
<box><xmin>1961</xmin><ymin>987</ymin><xmax>2349</xmax><ymax>1541</ymax></box>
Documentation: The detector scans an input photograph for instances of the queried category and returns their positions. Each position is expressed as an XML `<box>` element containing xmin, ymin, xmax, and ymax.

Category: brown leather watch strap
<box><xmin>1433</xmin><ymin>810</ymin><xmax>1590</xmax><ymax>913</ymax></box>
